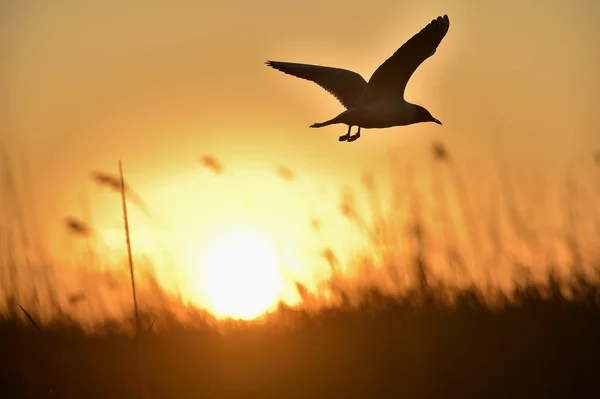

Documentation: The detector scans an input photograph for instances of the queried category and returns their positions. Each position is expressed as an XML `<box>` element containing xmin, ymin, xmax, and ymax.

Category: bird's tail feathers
<box><xmin>309</xmin><ymin>116</ymin><xmax>339</xmax><ymax>129</ymax></box>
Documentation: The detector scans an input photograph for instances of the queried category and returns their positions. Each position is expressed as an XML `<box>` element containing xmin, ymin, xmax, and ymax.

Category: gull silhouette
<box><xmin>266</xmin><ymin>14</ymin><xmax>450</xmax><ymax>142</ymax></box>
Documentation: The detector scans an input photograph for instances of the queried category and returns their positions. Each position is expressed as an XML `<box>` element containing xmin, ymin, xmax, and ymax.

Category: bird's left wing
<box><xmin>266</xmin><ymin>61</ymin><xmax>367</xmax><ymax>109</ymax></box>
<box><xmin>356</xmin><ymin>15</ymin><xmax>450</xmax><ymax>106</ymax></box>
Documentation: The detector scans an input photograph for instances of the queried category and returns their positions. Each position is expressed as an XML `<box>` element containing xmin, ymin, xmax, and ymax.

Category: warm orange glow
<box><xmin>4</xmin><ymin>1</ymin><xmax>597</xmax><ymax>327</ymax></box>
<box><xmin>193</xmin><ymin>227</ymin><xmax>283</xmax><ymax>320</ymax></box>
<box><xmin>101</xmin><ymin>227</ymin><xmax>153</xmax><ymax>255</ymax></box>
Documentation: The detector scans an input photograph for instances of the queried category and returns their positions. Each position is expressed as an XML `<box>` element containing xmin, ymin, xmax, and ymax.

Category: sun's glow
<box><xmin>101</xmin><ymin>227</ymin><xmax>153</xmax><ymax>254</ymax></box>
<box><xmin>198</xmin><ymin>227</ymin><xmax>282</xmax><ymax>320</ymax></box>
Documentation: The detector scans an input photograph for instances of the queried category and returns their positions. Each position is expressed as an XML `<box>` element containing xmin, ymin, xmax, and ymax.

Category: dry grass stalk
<box><xmin>117</xmin><ymin>161</ymin><xmax>140</xmax><ymax>335</ymax></box>
<box><xmin>200</xmin><ymin>155</ymin><xmax>224</xmax><ymax>174</ymax></box>
<box><xmin>311</xmin><ymin>218</ymin><xmax>322</xmax><ymax>231</ymax></box>
<box><xmin>275</xmin><ymin>164</ymin><xmax>295</xmax><ymax>181</ymax></box>
<box><xmin>118</xmin><ymin>160</ymin><xmax>149</xmax><ymax>399</ymax></box>
<box><xmin>19</xmin><ymin>304</ymin><xmax>42</xmax><ymax>334</ymax></box>
<box><xmin>432</xmin><ymin>141</ymin><xmax>450</xmax><ymax>162</ymax></box>
<box><xmin>91</xmin><ymin>171</ymin><xmax>122</xmax><ymax>191</ymax></box>
<box><xmin>90</xmin><ymin>171</ymin><xmax>152</xmax><ymax>218</ymax></box>
<box><xmin>65</xmin><ymin>216</ymin><xmax>91</xmax><ymax>236</ymax></box>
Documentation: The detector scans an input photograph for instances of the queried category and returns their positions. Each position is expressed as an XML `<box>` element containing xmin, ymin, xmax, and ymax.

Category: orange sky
<box><xmin>2</xmin><ymin>1</ymin><xmax>600</xmax><ymax>319</ymax></box>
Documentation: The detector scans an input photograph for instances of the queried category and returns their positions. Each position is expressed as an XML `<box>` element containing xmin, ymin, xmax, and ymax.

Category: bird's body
<box><xmin>311</xmin><ymin>99</ymin><xmax>419</xmax><ymax>129</ymax></box>
<box><xmin>266</xmin><ymin>14</ymin><xmax>450</xmax><ymax>142</ymax></box>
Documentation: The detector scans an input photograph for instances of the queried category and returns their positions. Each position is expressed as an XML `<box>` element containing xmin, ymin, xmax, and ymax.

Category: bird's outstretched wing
<box><xmin>356</xmin><ymin>15</ymin><xmax>450</xmax><ymax>106</ymax></box>
<box><xmin>266</xmin><ymin>61</ymin><xmax>367</xmax><ymax>109</ymax></box>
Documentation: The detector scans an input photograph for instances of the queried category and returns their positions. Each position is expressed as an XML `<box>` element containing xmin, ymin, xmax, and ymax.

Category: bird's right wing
<box><xmin>266</xmin><ymin>61</ymin><xmax>367</xmax><ymax>109</ymax></box>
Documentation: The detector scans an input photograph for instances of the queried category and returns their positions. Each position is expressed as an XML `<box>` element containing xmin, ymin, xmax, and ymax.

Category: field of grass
<box><xmin>2</xmin><ymin>278</ymin><xmax>600</xmax><ymax>398</ymax></box>
<box><xmin>1</xmin><ymin>144</ymin><xmax>600</xmax><ymax>398</ymax></box>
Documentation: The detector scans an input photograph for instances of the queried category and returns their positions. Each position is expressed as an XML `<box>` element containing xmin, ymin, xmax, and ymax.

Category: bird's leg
<box><xmin>339</xmin><ymin>126</ymin><xmax>351</xmax><ymax>142</ymax></box>
<box><xmin>347</xmin><ymin>126</ymin><xmax>361</xmax><ymax>142</ymax></box>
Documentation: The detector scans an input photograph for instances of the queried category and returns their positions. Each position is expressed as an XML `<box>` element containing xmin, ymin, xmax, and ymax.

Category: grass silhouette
<box><xmin>1</xmin><ymin>143</ymin><xmax>600</xmax><ymax>398</ymax></box>
<box><xmin>2</xmin><ymin>274</ymin><xmax>599</xmax><ymax>398</ymax></box>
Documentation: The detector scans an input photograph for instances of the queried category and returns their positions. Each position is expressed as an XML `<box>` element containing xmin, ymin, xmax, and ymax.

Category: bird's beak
<box><xmin>433</xmin><ymin>118</ymin><xmax>442</xmax><ymax>126</ymax></box>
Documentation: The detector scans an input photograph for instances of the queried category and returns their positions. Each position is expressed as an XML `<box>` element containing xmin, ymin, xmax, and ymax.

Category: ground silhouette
<box><xmin>2</xmin><ymin>273</ymin><xmax>599</xmax><ymax>399</ymax></box>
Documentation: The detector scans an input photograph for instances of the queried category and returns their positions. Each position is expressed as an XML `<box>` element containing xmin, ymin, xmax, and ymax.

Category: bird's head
<box><xmin>415</xmin><ymin>105</ymin><xmax>442</xmax><ymax>125</ymax></box>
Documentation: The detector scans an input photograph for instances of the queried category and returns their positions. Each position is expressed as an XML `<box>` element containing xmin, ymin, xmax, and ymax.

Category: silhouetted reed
<box><xmin>493</xmin><ymin>145</ymin><xmax>540</xmax><ymax>258</ymax></box>
<box><xmin>65</xmin><ymin>216</ymin><xmax>91</xmax><ymax>237</ymax></box>
<box><xmin>68</xmin><ymin>292</ymin><xmax>87</xmax><ymax>305</ymax></box>
<box><xmin>320</xmin><ymin>247</ymin><xmax>338</xmax><ymax>274</ymax></box>
<box><xmin>91</xmin><ymin>171</ymin><xmax>123</xmax><ymax>191</ymax></box>
<box><xmin>118</xmin><ymin>160</ymin><xmax>150</xmax><ymax>399</ymax></box>
<box><xmin>310</xmin><ymin>218</ymin><xmax>322</xmax><ymax>231</ymax></box>
<box><xmin>294</xmin><ymin>281</ymin><xmax>311</xmax><ymax>302</ymax></box>
<box><xmin>275</xmin><ymin>164</ymin><xmax>295</xmax><ymax>182</ymax></box>
<box><xmin>19</xmin><ymin>304</ymin><xmax>42</xmax><ymax>334</ymax></box>
<box><xmin>84</xmin><ymin>164</ymin><xmax>150</xmax><ymax>397</ymax></box>
<box><xmin>199</xmin><ymin>155</ymin><xmax>225</xmax><ymax>174</ymax></box>
<box><xmin>90</xmin><ymin>171</ymin><xmax>152</xmax><ymax>218</ymax></box>
<box><xmin>338</xmin><ymin>186</ymin><xmax>367</xmax><ymax>231</ymax></box>
<box><xmin>432</xmin><ymin>141</ymin><xmax>449</xmax><ymax>162</ymax></box>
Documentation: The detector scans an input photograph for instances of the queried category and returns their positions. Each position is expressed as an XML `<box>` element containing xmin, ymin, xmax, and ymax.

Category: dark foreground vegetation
<box><xmin>1</xmin><ymin>145</ymin><xmax>600</xmax><ymax>398</ymax></box>
<box><xmin>1</xmin><ymin>274</ymin><xmax>600</xmax><ymax>399</ymax></box>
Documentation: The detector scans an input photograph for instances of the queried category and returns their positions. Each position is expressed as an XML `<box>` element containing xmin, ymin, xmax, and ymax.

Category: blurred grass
<box><xmin>1</xmin><ymin>142</ymin><xmax>600</xmax><ymax>398</ymax></box>
<box><xmin>2</xmin><ymin>276</ymin><xmax>599</xmax><ymax>398</ymax></box>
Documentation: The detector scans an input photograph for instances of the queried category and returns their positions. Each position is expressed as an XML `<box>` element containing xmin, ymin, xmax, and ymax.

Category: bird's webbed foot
<box><xmin>347</xmin><ymin>127</ymin><xmax>361</xmax><ymax>142</ymax></box>
<box><xmin>339</xmin><ymin>126</ymin><xmax>352</xmax><ymax>142</ymax></box>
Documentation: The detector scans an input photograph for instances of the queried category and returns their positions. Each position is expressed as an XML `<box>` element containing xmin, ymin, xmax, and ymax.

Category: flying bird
<box><xmin>266</xmin><ymin>14</ymin><xmax>450</xmax><ymax>142</ymax></box>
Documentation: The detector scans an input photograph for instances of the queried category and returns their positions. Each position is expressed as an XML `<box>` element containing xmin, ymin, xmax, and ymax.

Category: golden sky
<box><xmin>2</xmin><ymin>1</ymin><xmax>600</xmax><ymax>319</ymax></box>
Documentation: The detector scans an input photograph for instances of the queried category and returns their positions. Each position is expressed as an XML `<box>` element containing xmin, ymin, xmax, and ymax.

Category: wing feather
<box><xmin>266</xmin><ymin>61</ymin><xmax>367</xmax><ymax>109</ymax></box>
<box><xmin>356</xmin><ymin>15</ymin><xmax>450</xmax><ymax>106</ymax></box>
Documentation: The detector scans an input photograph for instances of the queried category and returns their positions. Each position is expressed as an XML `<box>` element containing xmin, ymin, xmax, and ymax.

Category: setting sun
<box><xmin>198</xmin><ymin>227</ymin><xmax>282</xmax><ymax>320</ymax></box>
